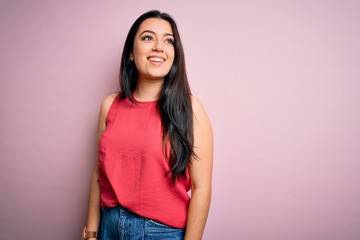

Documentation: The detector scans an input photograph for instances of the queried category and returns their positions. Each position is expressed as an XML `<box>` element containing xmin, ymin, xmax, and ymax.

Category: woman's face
<box><xmin>131</xmin><ymin>18</ymin><xmax>175</xmax><ymax>82</ymax></box>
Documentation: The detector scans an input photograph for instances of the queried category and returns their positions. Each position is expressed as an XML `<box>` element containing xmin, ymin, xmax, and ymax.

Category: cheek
<box><xmin>132</xmin><ymin>50</ymin><xmax>146</xmax><ymax>68</ymax></box>
<box><xmin>132</xmin><ymin>42</ymin><xmax>146</xmax><ymax>60</ymax></box>
<box><xmin>166</xmin><ymin>51</ymin><xmax>174</xmax><ymax>66</ymax></box>
<box><xmin>168</xmin><ymin>57</ymin><xmax>175</xmax><ymax>67</ymax></box>
<box><xmin>132</xmin><ymin>48</ymin><xmax>140</xmax><ymax>60</ymax></box>
<box><xmin>167</xmin><ymin>48</ymin><xmax>175</xmax><ymax>63</ymax></box>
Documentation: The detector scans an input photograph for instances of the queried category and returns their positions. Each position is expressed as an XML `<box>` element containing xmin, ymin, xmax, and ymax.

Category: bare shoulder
<box><xmin>97</xmin><ymin>93</ymin><xmax>119</xmax><ymax>140</ymax></box>
<box><xmin>100</xmin><ymin>93</ymin><xmax>119</xmax><ymax>116</ymax></box>
<box><xmin>190</xmin><ymin>95</ymin><xmax>212</xmax><ymax>127</ymax></box>
<box><xmin>102</xmin><ymin>93</ymin><xmax>118</xmax><ymax>109</ymax></box>
<box><xmin>190</xmin><ymin>95</ymin><xmax>206</xmax><ymax>114</ymax></box>
<box><xmin>191</xmin><ymin>95</ymin><xmax>207</xmax><ymax>116</ymax></box>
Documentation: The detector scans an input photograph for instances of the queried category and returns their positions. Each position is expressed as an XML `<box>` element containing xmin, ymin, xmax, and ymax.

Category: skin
<box><xmin>131</xmin><ymin>18</ymin><xmax>175</xmax><ymax>101</ymax></box>
<box><xmin>85</xmin><ymin>18</ymin><xmax>213</xmax><ymax>240</ymax></box>
<box><xmin>185</xmin><ymin>95</ymin><xmax>213</xmax><ymax>240</ymax></box>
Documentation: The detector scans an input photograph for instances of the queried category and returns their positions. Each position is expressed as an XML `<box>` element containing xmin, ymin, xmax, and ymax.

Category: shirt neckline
<box><xmin>131</xmin><ymin>93</ymin><xmax>158</xmax><ymax>104</ymax></box>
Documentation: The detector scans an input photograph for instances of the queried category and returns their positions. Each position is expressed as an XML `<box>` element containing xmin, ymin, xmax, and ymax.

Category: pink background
<box><xmin>1</xmin><ymin>1</ymin><xmax>360</xmax><ymax>239</ymax></box>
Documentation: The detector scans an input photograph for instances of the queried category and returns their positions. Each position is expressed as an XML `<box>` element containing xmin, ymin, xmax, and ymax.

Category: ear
<box><xmin>130</xmin><ymin>53</ymin><xmax>134</xmax><ymax>61</ymax></box>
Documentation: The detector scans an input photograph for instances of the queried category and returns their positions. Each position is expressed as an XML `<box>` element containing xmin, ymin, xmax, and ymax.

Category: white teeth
<box><xmin>148</xmin><ymin>57</ymin><xmax>165</xmax><ymax>62</ymax></box>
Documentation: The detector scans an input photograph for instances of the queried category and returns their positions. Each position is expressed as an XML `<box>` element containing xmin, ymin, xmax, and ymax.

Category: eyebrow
<box><xmin>140</xmin><ymin>30</ymin><xmax>174</xmax><ymax>37</ymax></box>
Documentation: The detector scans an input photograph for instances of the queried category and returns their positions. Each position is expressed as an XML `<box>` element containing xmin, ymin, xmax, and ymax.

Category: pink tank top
<box><xmin>98</xmin><ymin>95</ymin><xmax>191</xmax><ymax>229</ymax></box>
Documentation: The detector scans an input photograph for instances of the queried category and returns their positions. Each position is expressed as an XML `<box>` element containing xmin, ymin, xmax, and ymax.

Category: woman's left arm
<box><xmin>185</xmin><ymin>96</ymin><xmax>213</xmax><ymax>240</ymax></box>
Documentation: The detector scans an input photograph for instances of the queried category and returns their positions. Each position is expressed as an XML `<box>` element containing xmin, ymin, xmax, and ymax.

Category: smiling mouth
<box><xmin>148</xmin><ymin>57</ymin><xmax>165</xmax><ymax>62</ymax></box>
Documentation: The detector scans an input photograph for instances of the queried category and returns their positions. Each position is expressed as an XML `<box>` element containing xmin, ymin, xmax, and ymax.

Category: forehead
<box><xmin>137</xmin><ymin>18</ymin><xmax>173</xmax><ymax>35</ymax></box>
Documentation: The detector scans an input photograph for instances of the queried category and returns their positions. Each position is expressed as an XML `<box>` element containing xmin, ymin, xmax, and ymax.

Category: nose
<box><xmin>152</xmin><ymin>40</ymin><xmax>164</xmax><ymax>52</ymax></box>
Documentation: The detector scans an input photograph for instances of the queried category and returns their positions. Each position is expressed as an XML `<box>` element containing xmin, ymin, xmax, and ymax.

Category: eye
<box><xmin>165</xmin><ymin>38</ymin><xmax>175</xmax><ymax>45</ymax></box>
<box><xmin>141</xmin><ymin>35</ymin><xmax>153</xmax><ymax>41</ymax></box>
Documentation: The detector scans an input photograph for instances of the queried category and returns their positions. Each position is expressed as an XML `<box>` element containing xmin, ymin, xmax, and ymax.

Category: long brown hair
<box><xmin>119</xmin><ymin>10</ymin><xmax>196</xmax><ymax>182</ymax></box>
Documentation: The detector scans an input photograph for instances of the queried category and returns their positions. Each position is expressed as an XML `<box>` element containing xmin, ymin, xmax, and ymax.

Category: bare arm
<box><xmin>85</xmin><ymin>93</ymin><xmax>118</xmax><ymax>237</ymax></box>
<box><xmin>185</xmin><ymin>96</ymin><xmax>213</xmax><ymax>240</ymax></box>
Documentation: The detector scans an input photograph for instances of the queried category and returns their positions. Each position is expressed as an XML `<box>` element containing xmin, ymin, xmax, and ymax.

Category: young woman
<box><xmin>83</xmin><ymin>10</ymin><xmax>213</xmax><ymax>240</ymax></box>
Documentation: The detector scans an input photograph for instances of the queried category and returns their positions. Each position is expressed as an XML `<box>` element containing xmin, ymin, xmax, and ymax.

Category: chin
<box><xmin>148</xmin><ymin>72</ymin><xmax>169</xmax><ymax>80</ymax></box>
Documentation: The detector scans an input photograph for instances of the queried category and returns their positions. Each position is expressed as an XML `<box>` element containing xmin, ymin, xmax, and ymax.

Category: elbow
<box><xmin>191</xmin><ymin>185</ymin><xmax>212</xmax><ymax>201</ymax></box>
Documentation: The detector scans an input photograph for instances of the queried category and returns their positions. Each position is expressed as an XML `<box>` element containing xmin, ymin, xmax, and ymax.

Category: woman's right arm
<box><xmin>85</xmin><ymin>93</ymin><xmax>118</xmax><ymax>238</ymax></box>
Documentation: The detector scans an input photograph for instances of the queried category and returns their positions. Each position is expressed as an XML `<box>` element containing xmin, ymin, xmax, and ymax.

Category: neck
<box><xmin>133</xmin><ymin>77</ymin><xmax>163</xmax><ymax>101</ymax></box>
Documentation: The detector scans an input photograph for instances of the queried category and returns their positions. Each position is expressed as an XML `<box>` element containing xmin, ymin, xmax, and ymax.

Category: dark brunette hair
<box><xmin>119</xmin><ymin>10</ymin><xmax>196</xmax><ymax>182</ymax></box>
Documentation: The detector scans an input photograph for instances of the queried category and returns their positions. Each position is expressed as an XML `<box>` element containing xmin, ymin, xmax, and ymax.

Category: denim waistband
<box><xmin>99</xmin><ymin>204</ymin><xmax>185</xmax><ymax>239</ymax></box>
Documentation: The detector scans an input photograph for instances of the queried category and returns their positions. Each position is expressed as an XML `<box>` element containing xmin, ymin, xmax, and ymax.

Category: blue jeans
<box><xmin>99</xmin><ymin>205</ymin><xmax>185</xmax><ymax>240</ymax></box>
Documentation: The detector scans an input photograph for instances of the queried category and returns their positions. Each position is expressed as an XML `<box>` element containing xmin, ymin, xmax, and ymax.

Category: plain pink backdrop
<box><xmin>1</xmin><ymin>1</ymin><xmax>359</xmax><ymax>239</ymax></box>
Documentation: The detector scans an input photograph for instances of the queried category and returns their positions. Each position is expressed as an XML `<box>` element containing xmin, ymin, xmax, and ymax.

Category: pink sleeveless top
<box><xmin>98</xmin><ymin>95</ymin><xmax>191</xmax><ymax>229</ymax></box>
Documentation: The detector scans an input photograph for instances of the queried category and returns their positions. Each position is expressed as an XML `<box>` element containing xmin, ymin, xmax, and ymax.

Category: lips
<box><xmin>147</xmin><ymin>56</ymin><xmax>165</xmax><ymax>62</ymax></box>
